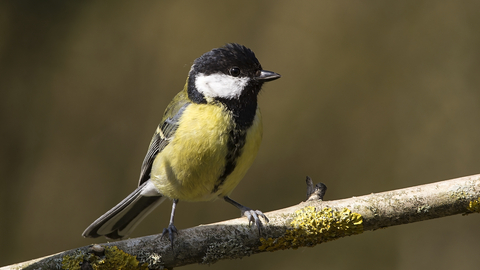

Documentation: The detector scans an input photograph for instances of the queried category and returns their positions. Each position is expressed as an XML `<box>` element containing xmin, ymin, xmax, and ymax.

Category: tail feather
<box><xmin>82</xmin><ymin>180</ymin><xmax>165</xmax><ymax>239</ymax></box>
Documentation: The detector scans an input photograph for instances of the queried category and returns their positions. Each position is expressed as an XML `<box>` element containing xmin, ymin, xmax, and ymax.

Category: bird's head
<box><xmin>187</xmin><ymin>43</ymin><xmax>280</xmax><ymax>104</ymax></box>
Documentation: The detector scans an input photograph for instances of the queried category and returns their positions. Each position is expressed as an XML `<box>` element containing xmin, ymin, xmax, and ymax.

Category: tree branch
<box><xmin>4</xmin><ymin>174</ymin><xmax>480</xmax><ymax>270</ymax></box>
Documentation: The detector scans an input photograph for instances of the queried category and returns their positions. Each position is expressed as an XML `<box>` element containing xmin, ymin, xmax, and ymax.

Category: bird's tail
<box><xmin>82</xmin><ymin>180</ymin><xmax>165</xmax><ymax>239</ymax></box>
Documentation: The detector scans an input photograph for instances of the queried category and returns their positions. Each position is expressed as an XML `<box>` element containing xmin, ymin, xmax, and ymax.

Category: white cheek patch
<box><xmin>195</xmin><ymin>73</ymin><xmax>250</xmax><ymax>99</ymax></box>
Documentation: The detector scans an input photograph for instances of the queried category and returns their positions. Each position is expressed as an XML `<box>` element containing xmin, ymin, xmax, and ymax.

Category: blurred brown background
<box><xmin>1</xmin><ymin>1</ymin><xmax>480</xmax><ymax>269</ymax></box>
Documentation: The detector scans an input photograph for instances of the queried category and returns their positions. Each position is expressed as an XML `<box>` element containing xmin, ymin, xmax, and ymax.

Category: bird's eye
<box><xmin>229</xmin><ymin>67</ymin><xmax>240</xmax><ymax>77</ymax></box>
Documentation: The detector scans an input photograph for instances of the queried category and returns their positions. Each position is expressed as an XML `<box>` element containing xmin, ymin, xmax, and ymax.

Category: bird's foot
<box><xmin>224</xmin><ymin>196</ymin><xmax>269</xmax><ymax>234</ymax></box>
<box><xmin>242</xmin><ymin>208</ymin><xmax>269</xmax><ymax>232</ymax></box>
<box><xmin>161</xmin><ymin>223</ymin><xmax>178</xmax><ymax>247</ymax></box>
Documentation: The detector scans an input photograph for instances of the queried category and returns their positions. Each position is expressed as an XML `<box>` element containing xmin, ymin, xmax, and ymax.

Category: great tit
<box><xmin>82</xmin><ymin>43</ymin><xmax>281</xmax><ymax>243</ymax></box>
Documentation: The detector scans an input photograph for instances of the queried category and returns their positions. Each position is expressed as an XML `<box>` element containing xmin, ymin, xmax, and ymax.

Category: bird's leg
<box><xmin>161</xmin><ymin>199</ymin><xmax>179</xmax><ymax>246</ymax></box>
<box><xmin>224</xmin><ymin>196</ymin><xmax>269</xmax><ymax>234</ymax></box>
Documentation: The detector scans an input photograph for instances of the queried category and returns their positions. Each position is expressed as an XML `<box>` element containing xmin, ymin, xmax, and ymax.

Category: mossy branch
<box><xmin>4</xmin><ymin>174</ymin><xmax>480</xmax><ymax>270</ymax></box>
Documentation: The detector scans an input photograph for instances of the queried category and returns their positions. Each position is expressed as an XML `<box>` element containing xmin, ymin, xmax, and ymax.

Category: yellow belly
<box><xmin>150</xmin><ymin>103</ymin><xmax>262</xmax><ymax>201</ymax></box>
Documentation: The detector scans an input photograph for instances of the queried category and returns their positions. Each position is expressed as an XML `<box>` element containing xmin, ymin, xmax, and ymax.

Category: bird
<box><xmin>82</xmin><ymin>43</ymin><xmax>281</xmax><ymax>244</ymax></box>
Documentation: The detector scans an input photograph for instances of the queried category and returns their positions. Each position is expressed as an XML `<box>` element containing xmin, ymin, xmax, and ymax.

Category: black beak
<box><xmin>256</xmin><ymin>70</ymin><xmax>281</xmax><ymax>82</ymax></box>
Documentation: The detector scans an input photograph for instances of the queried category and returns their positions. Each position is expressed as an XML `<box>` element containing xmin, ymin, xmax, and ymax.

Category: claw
<box><xmin>224</xmin><ymin>196</ymin><xmax>269</xmax><ymax>234</ymax></box>
<box><xmin>161</xmin><ymin>224</ymin><xmax>178</xmax><ymax>247</ymax></box>
<box><xmin>242</xmin><ymin>209</ymin><xmax>269</xmax><ymax>234</ymax></box>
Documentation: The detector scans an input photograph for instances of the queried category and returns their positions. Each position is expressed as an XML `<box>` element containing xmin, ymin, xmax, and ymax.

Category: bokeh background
<box><xmin>1</xmin><ymin>1</ymin><xmax>480</xmax><ymax>269</ymax></box>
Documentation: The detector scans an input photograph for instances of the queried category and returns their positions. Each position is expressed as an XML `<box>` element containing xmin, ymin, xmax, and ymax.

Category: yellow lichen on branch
<box><xmin>466</xmin><ymin>199</ymin><xmax>480</xmax><ymax>213</ymax></box>
<box><xmin>62</xmin><ymin>246</ymin><xmax>148</xmax><ymax>270</ymax></box>
<box><xmin>259</xmin><ymin>206</ymin><xmax>363</xmax><ymax>251</ymax></box>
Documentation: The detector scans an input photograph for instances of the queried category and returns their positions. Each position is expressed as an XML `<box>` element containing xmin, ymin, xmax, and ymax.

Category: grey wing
<box><xmin>137</xmin><ymin>103</ymin><xmax>189</xmax><ymax>186</ymax></box>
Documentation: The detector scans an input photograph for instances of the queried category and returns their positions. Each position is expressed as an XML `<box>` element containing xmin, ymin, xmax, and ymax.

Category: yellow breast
<box><xmin>150</xmin><ymin>103</ymin><xmax>262</xmax><ymax>201</ymax></box>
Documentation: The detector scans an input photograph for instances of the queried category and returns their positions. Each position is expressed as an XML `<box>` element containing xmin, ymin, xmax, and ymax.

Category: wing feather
<box><xmin>138</xmin><ymin>91</ymin><xmax>190</xmax><ymax>186</ymax></box>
